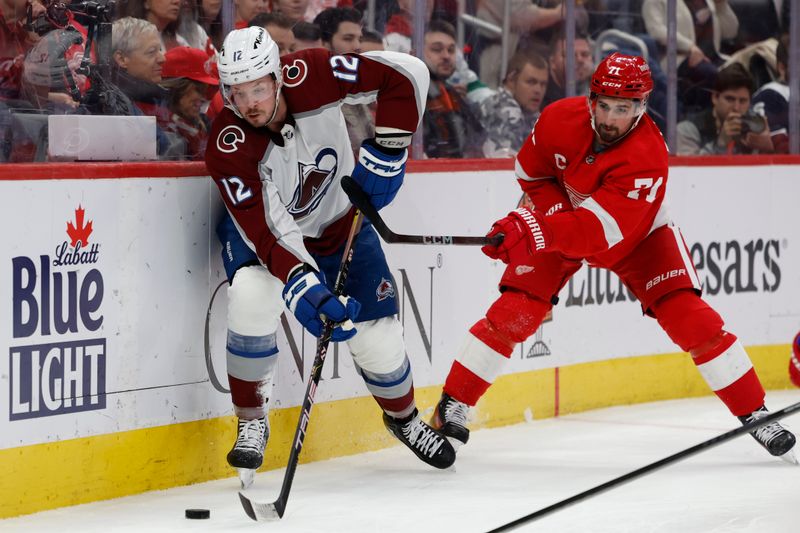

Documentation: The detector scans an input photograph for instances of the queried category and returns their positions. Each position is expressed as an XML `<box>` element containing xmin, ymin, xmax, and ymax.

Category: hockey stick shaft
<box><xmin>341</xmin><ymin>175</ymin><xmax>502</xmax><ymax>246</ymax></box>
<box><xmin>488</xmin><ymin>400</ymin><xmax>800</xmax><ymax>532</ymax></box>
<box><xmin>240</xmin><ymin>211</ymin><xmax>365</xmax><ymax>521</ymax></box>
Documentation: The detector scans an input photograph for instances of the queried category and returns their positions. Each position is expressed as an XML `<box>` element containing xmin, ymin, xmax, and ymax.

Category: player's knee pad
<box><xmin>651</xmin><ymin>289</ymin><xmax>724</xmax><ymax>353</ymax></box>
<box><xmin>481</xmin><ymin>289</ymin><xmax>551</xmax><ymax>348</ymax></box>
<box><xmin>227</xmin><ymin>265</ymin><xmax>284</xmax><ymax>336</ymax></box>
<box><xmin>347</xmin><ymin>316</ymin><xmax>405</xmax><ymax>374</ymax></box>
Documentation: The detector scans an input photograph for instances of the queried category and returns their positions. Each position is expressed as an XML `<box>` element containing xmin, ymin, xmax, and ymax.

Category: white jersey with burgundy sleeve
<box><xmin>205</xmin><ymin>48</ymin><xmax>429</xmax><ymax>282</ymax></box>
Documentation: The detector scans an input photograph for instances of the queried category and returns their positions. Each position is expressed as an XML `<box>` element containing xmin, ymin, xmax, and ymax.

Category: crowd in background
<box><xmin>0</xmin><ymin>0</ymin><xmax>794</xmax><ymax>162</ymax></box>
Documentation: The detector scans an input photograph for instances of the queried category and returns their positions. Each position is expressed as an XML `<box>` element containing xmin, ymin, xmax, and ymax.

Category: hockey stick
<box><xmin>239</xmin><ymin>211</ymin><xmax>365</xmax><ymax>521</ymax></box>
<box><xmin>487</xmin><ymin>400</ymin><xmax>800</xmax><ymax>532</ymax></box>
<box><xmin>340</xmin><ymin>175</ymin><xmax>503</xmax><ymax>246</ymax></box>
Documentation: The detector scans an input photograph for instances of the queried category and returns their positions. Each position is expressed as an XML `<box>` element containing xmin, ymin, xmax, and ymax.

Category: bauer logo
<box><xmin>9</xmin><ymin>205</ymin><xmax>106</xmax><ymax>421</ymax></box>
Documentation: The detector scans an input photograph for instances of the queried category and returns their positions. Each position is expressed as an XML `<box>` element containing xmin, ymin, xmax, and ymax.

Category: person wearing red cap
<box><xmin>162</xmin><ymin>46</ymin><xmax>218</xmax><ymax>159</ymax></box>
<box><xmin>431</xmin><ymin>52</ymin><xmax>797</xmax><ymax>464</ymax></box>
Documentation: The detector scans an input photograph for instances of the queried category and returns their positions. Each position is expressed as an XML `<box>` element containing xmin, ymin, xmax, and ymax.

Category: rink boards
<box><xmin>1</xmin><ymin>158</ymin><xmax>799</xmax><ymax>517</ymax></box>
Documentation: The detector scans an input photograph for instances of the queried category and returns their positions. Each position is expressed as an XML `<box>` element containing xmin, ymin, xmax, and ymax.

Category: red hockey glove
<box><xmin>481</xmin><ymin>208</ymin><xmax>553</xmax><ymax>264</ymax></box>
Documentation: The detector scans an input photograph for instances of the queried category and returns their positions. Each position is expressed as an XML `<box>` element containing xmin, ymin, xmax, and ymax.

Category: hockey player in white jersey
<box><xmin>205</xmin><ymin>26</ymin><xmax>455</xmax><ymax>482</ymax></box>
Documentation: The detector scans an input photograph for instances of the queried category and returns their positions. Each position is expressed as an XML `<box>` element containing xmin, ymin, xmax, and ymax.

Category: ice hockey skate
<box><xmin>738</xmin><ymin>406</ymin><xmax>798</xmax><ymax>464</ymax></box>
<box><xmin>228</xmin><ymin>416</ymin><xmax>270</xmax><ymax>488</ymax></box>
<box><xmin>431</xmin><ymin>393</ymin><xmax>470</xmax><ymax>450</ymax></box>
<box><xmin>383</xmin><ymin>409</ymin><xmax>456</xmax><ymax>469</ymax></box>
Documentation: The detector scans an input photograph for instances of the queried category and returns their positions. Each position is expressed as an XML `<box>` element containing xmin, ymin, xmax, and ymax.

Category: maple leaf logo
<box><xmin>66</xmin><ymin>205</ymin><xmax>93</xmax><ymax>247</ymax></box>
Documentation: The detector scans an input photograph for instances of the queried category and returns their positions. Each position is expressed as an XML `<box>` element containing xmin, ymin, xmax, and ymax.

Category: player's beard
<box><xmin>597</xmin><ymin>124</ymin><xmax>621</xmax><ymax>144</ymax></box>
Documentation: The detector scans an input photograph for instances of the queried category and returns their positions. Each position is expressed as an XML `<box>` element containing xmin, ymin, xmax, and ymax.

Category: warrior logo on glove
<box><xmin>481</xmin><ymin>208</ymin><xmax>552</xmax><ymax>264</ymax></box>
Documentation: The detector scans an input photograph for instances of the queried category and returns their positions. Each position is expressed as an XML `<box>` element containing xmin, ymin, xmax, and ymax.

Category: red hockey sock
<box><xmin>690</xmin><ymin>332</ymin><xmax>764</xmax><ymax>416</ymax></box>
<box><xmin>443</xmin><ymin>291</ymin><xmax>549</xmax><ymax>406</ymax></box>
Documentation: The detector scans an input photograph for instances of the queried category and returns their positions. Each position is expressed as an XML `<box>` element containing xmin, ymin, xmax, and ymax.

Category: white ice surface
<box><xmin>4</xmin><ymin>390</ymin><xmax>800</xmax><ymax>533</ymax></box>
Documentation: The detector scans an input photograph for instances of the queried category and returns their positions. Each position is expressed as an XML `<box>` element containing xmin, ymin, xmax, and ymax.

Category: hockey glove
<box><xmin>283</xmin><ymin>268</ymin><xmax>361</xmax><ymax>342</ymax></box>
<box><xmin>482</xmin><ymin>208</ymin><xmax>553</xmax><ymax>264</ymax></box>
<box><xmin>351</xmin><ymin>138</ymin><xmax>408</xmax><ymax>210</ymax></box>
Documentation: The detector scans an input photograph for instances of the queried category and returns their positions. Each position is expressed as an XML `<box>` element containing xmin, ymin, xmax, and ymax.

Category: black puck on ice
<box><xmin>185</xmin><ymin>508</ymin><xmax>210</xmax><ymax>519</ymax></box>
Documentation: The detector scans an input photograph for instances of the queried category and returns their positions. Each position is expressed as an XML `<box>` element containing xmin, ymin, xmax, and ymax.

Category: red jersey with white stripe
<box><xmin>205</xmin><ymin>49</ymin><xmax>429</xmax><ymax>282</ymax></box>
<box><xmin>515</xmin><ymin>96</ymin><xmax>670</xmax><ymax>268</ymax></box>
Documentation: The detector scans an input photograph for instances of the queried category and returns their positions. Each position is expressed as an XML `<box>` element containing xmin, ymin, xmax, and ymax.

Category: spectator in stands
<box><xmin>112</xmin><ymin>16</ymin><xmax>184</xmax><ymax>158</ymax></box>
<box><xmin>422</xmin><ymin>20</ymin><xmax>486</xmax><ymax>158</ymax></box>
<box><xmin>541</xmin><ymin>31</ymin><xmax>594</xmax><ymax>109</ymax></box>
<box><xmin>676</xmin><ymin>62</ymin><xmax>773</xmax><ymax>155</ymax></box>
<box><xmin>383</xmin><ymin>0</ymin><xmax>433</xmax><ymax>55</ymax></box>
<box><xmin>315</xmin><ymin>7</ymin><xmax>371</xmax><ymax>152</ymax></box>
<box><xmin>199</xmin><ymin>0</ymin><xmax>224</xmax><ymax>49</ymax></box>
<box><xmin>360</xmin><ymin>28</ymin><xmax>385</xmax><ymax>52</ymax></box>
<box><xmin>250</xmin><ymin>12</ymin><xmax>297</xmax><ymax>55</ymax></box>
<box><xmin>476</xmin><ymin>0</ymin><xmax>571</xmax><ymax>89</ymax></box>
<box><xmin>314</xmin><ymin>7</ymin><xmax>362</xmax><ymax>54</ymax></box>
<box><xmin>479</xmin><ymin>51</ymin><xmax>548</xmax><ymax>158</ymax></box>
<box><xmin>21</xmin><ymin>26</ymin><xmax>85</xmax><ymax>110</ymax></box>
<box><xmin>751</xmin><ymin>35</ymin><xmax>789</xmax><ymax>153</ymax></box>
<box><xmin>728</xmin><ymin>0</ymin><xmax>790</xmax><ymax>47</ymax></box>
<box><xmin>234</xmin><ymin>0</ymin><xmax>269</xmax><ymax>28</ymax></box>
<box><xmin>8</xmin><ymin>27</ymin><xmax>84</xmax><ymax>162</ymax></box>
<box><xmin>115</xmin><ymin>0</ymin><xmax>211</xmax><ymax>51</ymax></box>
<box><xmin>642</xmin><ymin>0</ymin><xmax>739</xmax><ymax>114</ymax></box>
<box><xmin>304</xmin><ymin>0</ymin><xmax>337</xmax><ymax>23</ymax></box>
<box><xmin>162</xmin><ymin>46</ymin><xmax>217</xmax><ymax>160</ymax></box>
<box><xmin>275</xmin><ymin>0</ymin><xmax>311</xmax><ymax>23</ymax></box>
<box><xmin>1</xmin><ymin>0</ymin><xmax>43</xmax><ymax>103</ymax></box>
<box><xmin>293</xmin><ymin>21</ymin><xmax>323</xmax><ymax>50</ymax></box>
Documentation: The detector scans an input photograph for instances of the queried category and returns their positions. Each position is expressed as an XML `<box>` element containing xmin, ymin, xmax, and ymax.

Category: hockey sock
<box><xmin>653</xmin><ymin>290</ymin><xmax>764</xmax><ymax>416</ymax></box>
<box><xmin>690</xmin><ymin>332</ymin><xmax>764</xmax><ymax>416</ymax></box>
<box><xmin>355</xmin><ymin>356</ymin><xmax>416</xmax><ymax>419</ymax></box>
<box><xmin>227</xmin><ymin>329</ymin><xmax>278</xmax><ymax>419</ymax></box>
<box><xmin>444</xmin><ymin>290</ymin><xmax>550</xmax><ymax>406</ymax></box>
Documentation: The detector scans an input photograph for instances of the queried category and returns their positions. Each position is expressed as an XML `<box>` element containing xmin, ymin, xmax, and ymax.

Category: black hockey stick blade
<box><xmin>487</xmin><ymin>400</ymin><xmax>800</xmax><ymax>532</ymax></box>
<box><xmin>341</xmin><ymin>175</ymin><xmax>502</xmax><ymax>246</ymax></box>
<box><xmin>238</xmin><ymin>213</ymin><xmax>364</xmax><ymax>522</ymax></box>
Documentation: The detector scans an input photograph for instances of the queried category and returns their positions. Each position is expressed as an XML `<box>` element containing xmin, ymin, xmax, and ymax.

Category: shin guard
<box><xmin>444</xmin><ymin>290</ymin><xmax>550</xmax><ymax>406</ymax></box>
<box><xmin>653</xmin><ymin>290</ymin><xmax>764</xmax><ymax>416</ymax></box>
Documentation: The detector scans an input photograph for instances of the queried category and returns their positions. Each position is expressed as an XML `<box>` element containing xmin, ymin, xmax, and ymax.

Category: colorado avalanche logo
<box><xmin>288</xmin><ymin>148</ymin><xmax>338</xmax><ymax>218</ymax></box>
<box><xmin>217</xmin><ymin>125</ymin><xmax>245</xmax><ymax>153</ymax></box>
<box><xmin>283</xmin><ymin>59</ymin><xmax>308</xmax><ymax>88</ymax></box>
<box><xmin>376</xmin><ymin>278</ymin><xmax>395</xmax><ymax>301</ymax></box>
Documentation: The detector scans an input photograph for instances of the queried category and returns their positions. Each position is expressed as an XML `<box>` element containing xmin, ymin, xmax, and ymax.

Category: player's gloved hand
<box><xmin>351</xmin><ymin>138</ymin><xmax>408</xmax><ymax>210</ymax></box>
<box><xmin>282</xmin><ymin>267</ymin><xmax>361</xmax><ymax>341</ymax></box>
<box><xmin>481</xmin><ymin>208</ymin><xmax>552</xmax><ymax>264</ymax></box>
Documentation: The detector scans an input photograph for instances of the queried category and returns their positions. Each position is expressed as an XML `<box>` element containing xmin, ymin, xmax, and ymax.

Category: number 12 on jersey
<box><xmin>627</xmin><ymin>177</ymin><xmax>663</xmax><ymax>203</ymax></box>
<box><xmin>330</xmin><ymin>55</ymin><xmax>359</xmax><ymax>82</ymax></box>
<box><xmin>222</xmin><ymin>176</ymin><xmax>253</xmax><ymax>205</ymax></box>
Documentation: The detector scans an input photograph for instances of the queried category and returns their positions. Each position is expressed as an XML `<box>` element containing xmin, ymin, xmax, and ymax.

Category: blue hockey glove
<box><xmin>282</xmin><ymin>268</ymin><xmax>361</xmax><ymax>342</ymax></box>
<box><xmin>351</xmin><ymin>138</ymin><xmax>408</xmax><ymax>210</ymax></box>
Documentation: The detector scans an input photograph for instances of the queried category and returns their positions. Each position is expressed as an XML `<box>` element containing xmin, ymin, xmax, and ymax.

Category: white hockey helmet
<box><xmin>217</xmin><ymin>26</ymin><xmax>282</xmax><ymax>118</ymax></box>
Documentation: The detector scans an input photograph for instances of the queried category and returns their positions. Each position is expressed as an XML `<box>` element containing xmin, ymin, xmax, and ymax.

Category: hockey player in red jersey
<box><xmin>432</xmin><ymin>53</ymin><xmax>796</xmax><ymax>461</ymax></box>
<box><xmin>205</xmin><ymin>27</ymin><xmax>455</xmax><ymax>483</ymax></box>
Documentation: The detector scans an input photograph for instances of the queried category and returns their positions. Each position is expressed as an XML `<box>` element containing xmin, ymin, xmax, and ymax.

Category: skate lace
<box><xmin>402</xmin><ymin>418</ymin><xmax>444</xmax><ymax>458</ymax></box>
<box><xmin>749</xmin><ymin>411</ymin><xmax>785</xmax><ymax>445</ymax></box>
<box><xmin>444</xmin><ymin>398</ymin><xmax>469</xmax><ymax>427</ymax></box>
<box><xmin>235</xmin><ymin>418</ymin><xmax>266</xmax><ymax>451</ymax></box>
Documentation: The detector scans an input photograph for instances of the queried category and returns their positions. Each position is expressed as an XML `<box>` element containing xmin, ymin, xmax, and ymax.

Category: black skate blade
<box><xmin>238</xmin><ymin>492</ymin><xmax>285</xmax><ymax>521</ymax></box>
